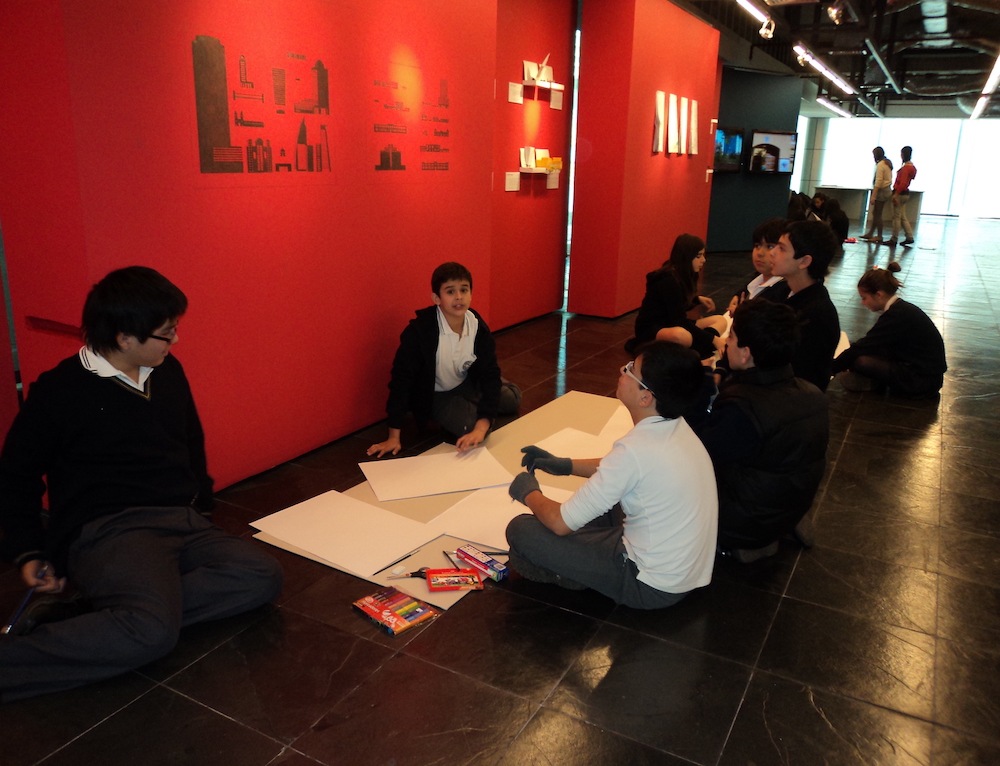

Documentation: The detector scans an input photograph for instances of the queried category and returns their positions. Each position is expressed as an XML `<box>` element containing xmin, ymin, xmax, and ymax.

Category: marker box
<box><xmin>426</xmin><ymin>568</ymin><xmax>484</xmax><ymax>591</ymax></box>
<box><xmin>455</xmin><ymin>544</ymin><xmax>508</xmax><ymax>582</ymax></box>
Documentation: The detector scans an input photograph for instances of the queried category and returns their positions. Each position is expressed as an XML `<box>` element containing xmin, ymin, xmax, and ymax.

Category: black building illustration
<box><xmin>192</xmin><ymin>35</ymin><xmax>243</xmax><ymax>173</ymax></box>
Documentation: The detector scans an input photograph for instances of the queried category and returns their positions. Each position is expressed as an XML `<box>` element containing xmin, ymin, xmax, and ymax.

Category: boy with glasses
<box><xmin>0</xmin><ymin>266</ymin><xmax>283</xmax><ymax>702</ymax></box>
<box><xmin>506</xmin><ymin>341</ymin><xmax>717</xmax><ymax>609</ymax></box>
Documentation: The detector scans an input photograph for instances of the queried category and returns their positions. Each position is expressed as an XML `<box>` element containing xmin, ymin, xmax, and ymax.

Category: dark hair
<box><xmin>431</xmin><ymin>262</ymin><xmax>473</xmax><ymax>294</ymax></box>
<box><xmin>901</xmin><ymin>145</ymin><xmax>913</xmax><ymax>162</ymax></box>
<box><xmin>824</xmin><ymin>198</ymin><xmax>843</xmax><ymax>216</ymax></box>
<box><xmin>634</xmin><ymin>340</ymin><xmax>705</xmax><ymax>419</ymax></box>
<box><xmin>752</xmin><ymin>217</ymin><xmax>786</xmax><ymax>247</ymax></box>
<box><xmin>659</xmin><ymin>233</ymin><xmax>704</xmax><ymax>301</ymax></box>
<box><xmin>812</xmin><ymin>192</ymin><xmax>827</xmax><ymax>205</ymax></box>
<box><xmin>858</xmin><ymin>261</ymin><xmax>903</xmax><ymax>296</ymax></box>
<box><xmin>82</xmin><ymin>266</ymin><xmax>187</xmax><ymax>356</ymax></box>
<box><xmin>873</xmin><ymin>146</ymin><xmax>885</xmax><ymax>161</ymax></box>
<box><xmin>731</xmin><ymin>298</ymin><xmax>800</xmax><ymax>370</ymax></box>
<box><xmin>784</xmin><ymin>220</ymin><xmax>840</xmax><ymax>280</ymax></box>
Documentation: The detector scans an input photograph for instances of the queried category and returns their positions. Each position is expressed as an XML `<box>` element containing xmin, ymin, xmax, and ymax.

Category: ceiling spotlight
<box><xmin>759</xmin><ymin>19</ymin><xmax>775</xmax><ymax>39</ymax></box>
<box><xmin>827</xmin><ymin>3</ymin><xmax>844</xmax><ymax>25</ymax></box>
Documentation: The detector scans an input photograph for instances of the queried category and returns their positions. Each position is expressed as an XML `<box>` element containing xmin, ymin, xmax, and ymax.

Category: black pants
<box><xmin>0</xmin><ymin>506</ymin><xmax>283</xmax><ymax>702</ymax></box>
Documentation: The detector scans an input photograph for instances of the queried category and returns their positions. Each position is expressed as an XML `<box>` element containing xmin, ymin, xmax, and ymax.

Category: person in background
<box><xmin>833</xmin><ymin>261</ymin><xmax>946</xmax><ymax>396</ymax></box>
<box><xmin>884</xmin><ymin>146</ymin><xmax>917</xmax><ymax>247</ymax></box>
<box><xmin>627</xmin><ymin>234</ymin><xmax>728</xmax><ymax>359</ymax></box>
<box><xmin>860</xmin><ymin>146</ymin><xmax>893</xmax><ymax>244</ymax></box>
<box><xmin>822</xmin><ymin>198</ymin><xmax>850</xmax><ymax>242</ymax></box>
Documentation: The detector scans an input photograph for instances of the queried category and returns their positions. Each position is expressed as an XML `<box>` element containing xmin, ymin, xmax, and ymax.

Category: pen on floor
<box><xmin>2</xmin><ymin>565</ymin><xmax>48</xmax><ymax>635</ymax></box>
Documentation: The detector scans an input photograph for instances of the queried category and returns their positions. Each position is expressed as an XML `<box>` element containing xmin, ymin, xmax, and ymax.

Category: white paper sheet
<box><xmin>598</xmin><ymin>403</ymin><xmax>633</xmax><ymax>442</ymax></box>
<box><xmin>680</xmin><ymin>97</ymin><xmax>689</xmax><ymax>154</ymax></box>
<box><xmin>546</xmin><ymin>170</ymin><xmax>559</xmax><ymax>189</ymax></box>
<box><xmin>508</xmin><ymin>82</ymin><xmax>524</xmax><ymax>104</ymax></box>
<box><xmin>425</xmin><ymin>484</ymin><xmax>575</xmax><ymax>551</ymax></box>
<box><xmin>536</xmin><ymin>427</ymin><xmax>621</xmax><ymax>461</ymax></box>
<box><xmin>505</xmin><ymin>171</ymin><xmax>520</xmax><ymax>191</ymax></box>
<box><xmin>360</xmin><ymin>446</ymin><xmax>514</xmax><ymax>502</ymax></box>
<box><xmin>690</xmin><ymin>99</ymin><xmax>699</xmax><ymax>154</ymax></box>
<box><xmin>550</xmin><ymin>90</ymin><xmax>563</xmax><ymax>110</ymax></box>
<box><xmin>250</xmin><ymin>490</ymin><xmax>434</xmax><ymax>577</ymax></box>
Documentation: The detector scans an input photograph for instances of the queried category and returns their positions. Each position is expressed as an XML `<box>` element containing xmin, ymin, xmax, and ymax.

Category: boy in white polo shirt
<box><xmin>367</xmin><ymin>262</ymin><xmax>520</xmax><ymax>457</ymax></box>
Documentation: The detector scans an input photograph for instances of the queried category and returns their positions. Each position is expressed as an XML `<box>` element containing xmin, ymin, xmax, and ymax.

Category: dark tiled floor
<box><xmin>3</xmin><ymin>216</ymin><xmax>1000</xmax><ymax>765</ymax></box>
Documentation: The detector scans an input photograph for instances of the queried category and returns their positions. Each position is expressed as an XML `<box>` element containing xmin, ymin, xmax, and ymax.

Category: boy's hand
<box><xmin>21</xmin><ymin>559</ymin><xmax>66</xmax><ymax>593</ymax></box>
<box><xmin>509</xmin><ymin>472</ymin><xmax>541</xmax><ymax>505</ymax></box>
<box><xmin>367</xmin><ymin>436</ymin><xmax>401</xmax><ymax>458</ymax></box>
<box><xmin>456</xmin><ymin>420</ymin><xmax>489</xmax><ymax>452</ymax></box>
<box><xmin>520</xmin><ymin>446</ymin><xmax>572</xmax><ymax>476</ymax></box>
<box><xmin>698</xmin><ymin>295</ymin><xmax>716</xmax><ymax>314</ymax></box>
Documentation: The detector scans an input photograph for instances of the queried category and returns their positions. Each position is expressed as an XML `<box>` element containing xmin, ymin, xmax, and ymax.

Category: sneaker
<box><xmin>883</xmin><ymin>239</ymin><xmax>898</xmax><ymax>246</ymax></box>
<box><xmin>901</xmin><ymin>238</ymin><xmax>915</xmax><ymax>246</ymax></box>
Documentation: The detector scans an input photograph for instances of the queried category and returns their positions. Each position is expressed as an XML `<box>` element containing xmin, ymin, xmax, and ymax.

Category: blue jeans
<box><xmin>505</xmin><ymin>507</ymin><xmax>687</xmax><ymax>609</ymax></box>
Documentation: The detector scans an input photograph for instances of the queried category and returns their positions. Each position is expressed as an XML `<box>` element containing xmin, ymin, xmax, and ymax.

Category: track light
<box><xmin>736</xmin><ymin>0</ymin><xmax>769</xmax><ymax>24</ymax></box>
<box><xmin>793</xmin><ymin>43</ymin><xmax>855</xmax><ymax>95</ymax></box>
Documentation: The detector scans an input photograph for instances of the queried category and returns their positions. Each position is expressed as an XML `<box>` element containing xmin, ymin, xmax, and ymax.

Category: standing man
<box><xmin>885</xmin><ymin>146</ymin><xmax>917</xmax><ymax>247</ymax></box>
<box><xmin>506</xmin><ymin>341</ymin><xmax>717</xmax><ymax>609</ymax></box>
<box><xmin>860</xmin><ymin>146</ymin><xmax>893</xmax><ymax>244</ymax></box>
<box><xmin>0</xmin><ymin>266</ymin><xmax>283</xmax><ymax>702</ymax></box>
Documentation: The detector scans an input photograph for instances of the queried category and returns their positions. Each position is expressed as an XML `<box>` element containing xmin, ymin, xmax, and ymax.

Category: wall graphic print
<box><xmin>371</xmin><ymin>67</ymin><xmax>451</xmax><ymax>178</ymax></box>
<box><xmin>192</xmin><ymin>35</ymin><xmax>330</xmax><ymax>176</ymax></box>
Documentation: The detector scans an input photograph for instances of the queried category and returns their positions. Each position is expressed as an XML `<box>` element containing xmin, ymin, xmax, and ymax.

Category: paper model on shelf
<box><xmin>523</xmin><ymin>60</ymin><xmax>538</xmax><ymax>82</ymax></box>
<box><xmin>519</xmin><ymin>146</ymin><xmax>536</xmax><ymax>168</ymax></box>
<box><xmin>690</xmin><ymin>100</ymin><xmax>699</xmax><ymax>155</ymax></box>
<box><xmin>653</xmin><ymin>90</ymin><xmax>666</xmax><ymax>153</ymax></box>
<box><xmin>680</xmin><ymin>97</ymin><xmax>689</xmax><ymax>154</ymax></box>
<box><xmin>537</xmin><ymin>54</ymin><xmax>553</xmax><ymax>84</ymax></box>
<box><xmin>668</xmin><ymin>93</ymin><xmax>680</xmax><ymax>154</ymax></box>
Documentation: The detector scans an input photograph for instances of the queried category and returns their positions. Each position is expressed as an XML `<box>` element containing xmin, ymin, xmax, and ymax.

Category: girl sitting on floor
<box><xmin>627</xmin><ymin>234</ymin><xmax>728</xmax><ymax>359</ymax></box>
<box><xmin>833</xmin><ymin>261</ymin><xmax>947</xmax><ymax>396</ymax></box>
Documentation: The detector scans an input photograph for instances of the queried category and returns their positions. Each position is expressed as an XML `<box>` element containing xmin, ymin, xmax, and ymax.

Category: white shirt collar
<box><xmin>882</xmin><ymin>294</ymin><xmax>900</xmax><ymax>313</ymax></box>
<box><xmin>78</xmin><ymin>346</ymin><xmax>152</xmax><ymax>390</ymax></box>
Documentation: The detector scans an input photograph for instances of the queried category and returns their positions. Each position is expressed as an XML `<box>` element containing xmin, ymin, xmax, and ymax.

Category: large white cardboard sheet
<box><xmin>250</xmin><ymin>490</ymin><xmax>434</xmax><ymax>577</ymax></box>
<box><xmin>360</xmin><ymin>445</ymin><xmax>513</xmax><ymax>502</ymax></box>
<box><xmin>425</xmin><ymin>484</ymin><xmax>575</xmax><ymax>551</ymax></box>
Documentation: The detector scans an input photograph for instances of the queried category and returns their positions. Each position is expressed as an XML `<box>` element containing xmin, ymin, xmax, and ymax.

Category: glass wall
<box><xmin>818</xmin><ymin>118</ymin><xmax>1000</xmax><ymax>217</ymax></box>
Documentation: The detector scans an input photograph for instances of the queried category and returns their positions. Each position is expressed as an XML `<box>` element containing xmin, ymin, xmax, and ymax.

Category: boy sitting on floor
<box><xmin>367</xmin><ymin>262</ymin><xmax>520</xmax><ymax>457</ymax></box>
<box><xmin>0</xmin><ymin>266</ymin><xmax>283</xmax><ymax>702</ymax></box>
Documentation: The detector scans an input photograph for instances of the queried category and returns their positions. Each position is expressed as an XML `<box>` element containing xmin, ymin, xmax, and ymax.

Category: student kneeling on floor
<box><xmin>693</xmin><ymin>298</ymin><xmax>829</xmax><ymax>563</ymax></box>
<box><xmin>505</xmin><ymin>341</ymin><xmax>717</xmax><ymax>609</ymax></box>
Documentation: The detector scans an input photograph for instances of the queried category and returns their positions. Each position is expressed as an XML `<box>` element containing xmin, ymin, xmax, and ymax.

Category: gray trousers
<box><xmin>505</xmin><ymin>507</ymin><xmax>687</xmax><ymax>610</ymax></box>
<box><xmin>432</xmin><ymin>377</ymin><xmax>522</xmax><ymax>438</ymax></box>
<box><xmin>0</xmin><ymin>506</ymin><xmax>283</xmax><ymax>702</ymax></box>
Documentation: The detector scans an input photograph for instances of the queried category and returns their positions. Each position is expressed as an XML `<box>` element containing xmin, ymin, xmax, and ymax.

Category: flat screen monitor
<box><xmin>748</xmin><ymin>130</ymin><xmax>797</xmax><ymax>174</ymax></box>
<box><xmin>713</xmin><ymin>127</ymin><xmax>743</xmax><ymax>172</ymax></box>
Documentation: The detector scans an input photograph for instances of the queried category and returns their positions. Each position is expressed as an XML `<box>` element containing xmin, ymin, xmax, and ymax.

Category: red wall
<box><xmin>569</xmin><ymin>0</ymin><xmax>720</xmax><ymax>317</ymax></box>
<box><xmin>490</xmin><ymin>0</ymin><xmax>575</xmax><ymax>328</ymax></box>
<box><xmin>0</xmin><ymin>0</ymin><xmax>500</xmax><ymax>489</ymax></box>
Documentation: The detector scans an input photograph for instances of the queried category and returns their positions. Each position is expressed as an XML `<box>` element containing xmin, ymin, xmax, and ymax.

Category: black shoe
<box><xmin>901</xmin><ymin>238</ymin><xmax>915</xmax><ymax>246</ymax></box>
<box><xmin>883</xmin><ymin>239</ymin><xmax>898</xmax><ymax>246</ymax></box>
<box><xmin>4</xmin><ymin>594</ymin><xmax>90</xmax><ymax>637</ymax></box>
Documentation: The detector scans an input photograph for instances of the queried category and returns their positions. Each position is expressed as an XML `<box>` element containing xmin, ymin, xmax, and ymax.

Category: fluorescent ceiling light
<box><xmin>970</xmin><ymin>95</ymin><xmax>988</xmax><ymax>120</ymax></box>
<box><xmin>816</xmin><ymin>97</ymin><xmax>853</xmax><ymax>118</ymax></box>
<box><xmin>736</xmin><ymin>0</ymin><xmax>769</xmax><ymax>24</ymax></box>
<box><xmin>794</xmin><ymin>43</ymin><xmax>855</xmax><ymax>95</ymax></box>
<box><xmin>983</xmin><ymin>55</ymin><xmax>1000</xmax><ymax>95</ymax></box>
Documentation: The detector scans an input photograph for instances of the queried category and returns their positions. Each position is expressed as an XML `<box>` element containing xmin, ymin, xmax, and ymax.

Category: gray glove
<box><xmin>520</xmin><ymin>445</ymin><xmax>572</xmax><ymax>476</ymax></box>
<box><xmin>509</xmin><ymin>471</ymin><xmax>541</xmax><ymax>505</ymax></box>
